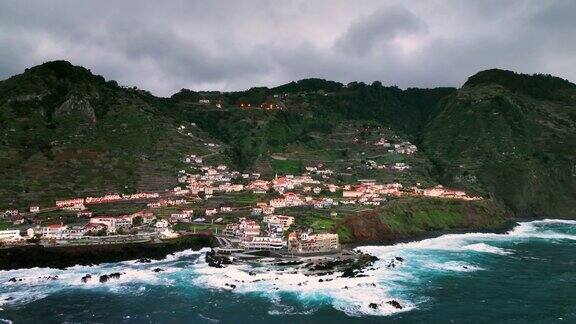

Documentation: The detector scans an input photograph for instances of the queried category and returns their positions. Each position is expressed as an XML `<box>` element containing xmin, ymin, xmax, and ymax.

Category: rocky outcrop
<box><xmin>368</xmin><ymin>300</ymin><xmax>403</xmax><ymax>310</ymax></box>
<box><xmin>301</xmin><ymin>253</ymin><xmax>378</xmax><ymax>278</ymax></box>
<box><xmin>54</xmin><ymin>94</ymin><xmax>97</xmax><ymax>125</ymax></box>
<box><xmin>205</xmin><ymin>250</ymin><xmax>232</xmax><ymax>268</ymax></box>
<box><xmin>136</xmin><ymin>258</ymin><xmax>152</xmax><ymax>264</ymax></box>
<box><xmin>387</xmin><ymin>300</ymin><xmax>403</xmax><ymax>309</ymax></box>
<box><xmin>99</xmin><ymin>272</ymin><xmax>122</xmax><ymax>283</ymax></box>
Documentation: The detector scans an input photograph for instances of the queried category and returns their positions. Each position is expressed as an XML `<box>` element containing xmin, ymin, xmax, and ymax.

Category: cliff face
<box><xmin>341</xmin><ymin>198</ymin><xmax>509</xmax><ymax>243</ymax></box>
<box><xmin>54</xmin><ymin>94</ymin><xmax>98</xmax><ymax>126</ymax></box>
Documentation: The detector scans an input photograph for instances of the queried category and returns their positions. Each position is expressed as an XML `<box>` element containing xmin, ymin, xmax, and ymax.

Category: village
<box><xmin>0</xmin><ymin>133</ymin><xmax>481</xmax><ymax>260</ymax></box>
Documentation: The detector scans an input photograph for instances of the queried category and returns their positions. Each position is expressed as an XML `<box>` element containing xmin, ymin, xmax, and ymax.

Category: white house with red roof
<box><xmin>238</xmin><ymin>218</ymin><xmax>261</xmax><ymax>237</ymax></box>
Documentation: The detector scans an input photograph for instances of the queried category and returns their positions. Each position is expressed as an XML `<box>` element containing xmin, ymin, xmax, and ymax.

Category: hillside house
<box><xmin>61</xmin><ymin>226</ymin><xmax>87</xmax><ymax>239</ymax></box>
<box><xmin>238</xmin><ymin>218</ymin><xmax>261</xmax><ymax>237</ymax></box>
<box><xmin>77</xmin><ymin>211</ymin><xmax>93</xmax><ymax>218</ymax></box>
<box><xmin>85</xmin><ymin>223</ymin><xmax>107</xmax><ymax>234</ymax></box>
<box><xmin>263</xmin><ymin>215</ymin><xmax>294</xmax><ymax>230</ymax></box>
<box><xmin>56</xmin><ymin>198</ymin><xmax>85</xmax><ymax>208</ymax></box>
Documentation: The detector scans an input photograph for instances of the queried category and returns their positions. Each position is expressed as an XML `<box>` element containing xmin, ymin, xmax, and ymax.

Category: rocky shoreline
<box><xmin>205</xmin><ymin>247</ymin><xmax>408</xmax><ymax>310</ymax></box>
<box><xmin>1</xmin><ymin>221</ymin><xmax>519</xmax><ymax>272</ymax></box>
<box><xmin>0</xmin><ymin>234</ymin><xmax>215</xmax><ymax>271</ymax></box>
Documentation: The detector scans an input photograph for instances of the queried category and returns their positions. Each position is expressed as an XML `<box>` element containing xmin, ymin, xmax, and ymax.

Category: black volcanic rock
<box><xmin>387</xmin><ymin>300</ymin><xmax>403</xmax><ymax>309</ymax></box>
<box><xmin>0</xmin><ymin>235</ymin><xmax>214</xmax><ymax>271</ymax></box>
<box><xmin>205</xmin><ymin>250</ymin><xmax>232</xmax><ymax>268</ymax></box>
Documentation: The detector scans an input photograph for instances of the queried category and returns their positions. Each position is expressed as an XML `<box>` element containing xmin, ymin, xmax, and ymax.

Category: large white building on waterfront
<box><xmin>239</xmin><ymin>236</ymin><xmax>284</xmax><ymax>250</ymax></box>
<box><xmin>288</xmin><ymin>232</ymin><xmax>340</xmax><ymax>254</ymax></box>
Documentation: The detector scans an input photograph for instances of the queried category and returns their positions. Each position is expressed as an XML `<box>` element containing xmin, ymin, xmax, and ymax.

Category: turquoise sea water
<box><xmin>1</xmin><ymin>219</ymin><xmax>575</xmax><ymax>323</ymax></box>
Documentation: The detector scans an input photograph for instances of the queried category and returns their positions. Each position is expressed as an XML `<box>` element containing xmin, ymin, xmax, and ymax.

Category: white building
<box><xmin>288</xmin><ymin>232</ymin><xmax>340</xmax><ymax>254</ymax></box>
<box><xmin>263</xmin><ymin>215</ymin><xmax>294</xmax><ymax>230</ymax></box>
<box><xmin>239</xmin><ymin>218</ymin><xmax>261</xmax><ymax>237</ymax></box>
<box><xmin>37</xmin><ymin>224</ymin><xmax>68</xmax><ymax>239</ymax></box>
<box><xmin>0</xmin><ymin>229</ymin><xmax>23</xmax><ymax>242</ymax></box>
<box><xmin>262</xmin><ymin>206</ymin><xmax>275</xmax><ymax>215</ymax></box>
<box><xmin>89</xmin><ymin>216</ymin><xmax>132</xmax><ymax>233</ymax></box>
<box><xmin>155</xmin><ymin>219</ymin><xmax>170</xmax><ymax>228</ymax></box>
<box><xmin>240</xmin><ymin>236</ymin><xmax>284</xmax><ymax>250</ymax></box>
<box><xmin>61</xmin><ymin>226</ymin><xmax>87</xmax><ymax>239</ymax></box>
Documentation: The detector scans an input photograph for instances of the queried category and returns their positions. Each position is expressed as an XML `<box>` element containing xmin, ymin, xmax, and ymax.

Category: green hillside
<box><xmin>0</xmin><ymin>62</ymin><xmax>574</xmax><ymax>220</ymax></box>
<box><xmin>0</xmin><ymin>61</ymin><xmax>225</xmax><ymax>208</ymax></box>
<box><xmin>423</xmin><ymin>69</ymin><xmax>576</xmax><ymax>217</ymax></box>
<box><xmin>339</xmin><ymin>197</ymin><xmax>509</xmax><ymax>243</ymax></box>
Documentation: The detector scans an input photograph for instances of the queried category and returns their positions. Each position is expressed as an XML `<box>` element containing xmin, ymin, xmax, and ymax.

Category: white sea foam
<box><xmin>424</xmin><ymin>261</ymin><xmax>483</xmax><ymax>272</ymax></box>
<box><xmin>359</xmin><ymin>219</ymin><xmax>576</xmax><ymax>260</ymax></box>
<box><xmin>462</xmin><ymin>243</ymin><xmax>513</xmax><ymax>255</ymax></box>
<box><xmin>189</xmin><ymin>255</ymin><xmax>415</xmax><ymax>317</ymax></box>
<box><xmin>0</xmin><ymin>248</ymin><xmax>209</xmax><ymax>306</ymax></box>
<box><xmin>506</xmin><ymin>220</ymin><xmax>576</xmax><ymax>242</ymax></box>
<box><xmin>1</xmin><ymin>220</ymin><xmax>574</xmax><ymax>317</ymax></box>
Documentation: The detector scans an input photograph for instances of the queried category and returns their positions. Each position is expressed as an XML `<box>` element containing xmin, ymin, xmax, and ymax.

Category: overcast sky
<box><xmin>1</xmin><ymin>0</ymin><xmax>575</xmax><ymax>96</ymax></box>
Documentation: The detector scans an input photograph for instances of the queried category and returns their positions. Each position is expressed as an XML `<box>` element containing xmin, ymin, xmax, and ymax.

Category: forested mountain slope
<box><xmin>1</xmin><ymin>62</ymin><xmax>574</xmax><ymax>219</ymax></box>
<box><xmin>423</xmin><ymin>69</ymin><xmax>576</xmax><ymax>217</ymax></box>
<box><xmin>0</xmin><ymin>61</ymin><xmax>220</xmax><ymax>207</ymax></box>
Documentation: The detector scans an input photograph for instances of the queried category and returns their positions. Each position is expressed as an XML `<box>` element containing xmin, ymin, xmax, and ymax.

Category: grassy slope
<box><xmin>339</xmin><ymin>197</ymin><xmax>509</xmax><ymax>243</ymax></box>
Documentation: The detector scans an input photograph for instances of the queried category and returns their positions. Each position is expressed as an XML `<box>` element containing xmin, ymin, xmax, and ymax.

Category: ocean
<box><xmin>1</xmin><ymin>219</ymin><xmax>575</xmax><ymax>323</ymax></box>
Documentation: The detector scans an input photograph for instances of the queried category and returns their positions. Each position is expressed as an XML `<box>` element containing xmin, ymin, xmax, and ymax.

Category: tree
<box><xmin>132</xmin><ymin>216</ymin><xmax>143</xmax><ymax>227</ymax></box>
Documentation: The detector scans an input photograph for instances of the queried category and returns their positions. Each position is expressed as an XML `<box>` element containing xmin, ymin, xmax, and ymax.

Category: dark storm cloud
<box><xmin>0</xmin><ymin>0</ymin><xmax>575</xmax><ymax>96</ymax></box>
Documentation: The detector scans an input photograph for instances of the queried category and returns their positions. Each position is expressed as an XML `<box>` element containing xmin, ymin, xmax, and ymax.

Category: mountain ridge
<box><xmin>1</xmin><ymin>61</ymin><xmax>574</xmax><ymax>219</ymax></box>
